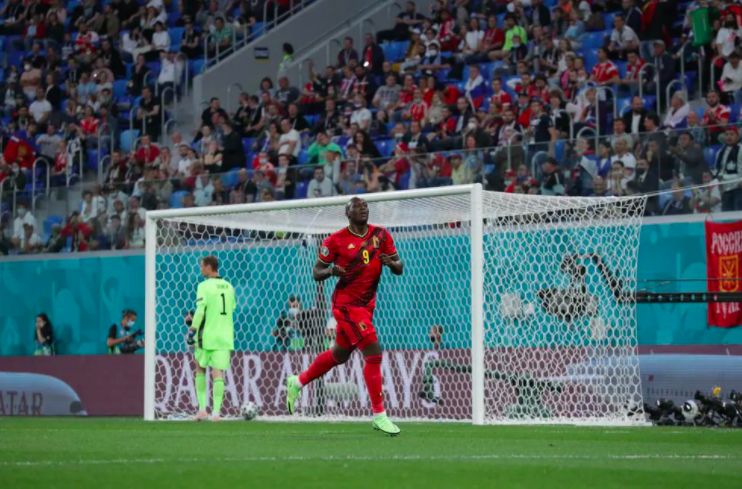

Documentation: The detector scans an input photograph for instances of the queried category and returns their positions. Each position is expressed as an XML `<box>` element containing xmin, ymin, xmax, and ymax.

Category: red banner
<box><xmin>706</xmin><ymin>220</ymin><xmax>742</xmax><ymax>327</ymax></box>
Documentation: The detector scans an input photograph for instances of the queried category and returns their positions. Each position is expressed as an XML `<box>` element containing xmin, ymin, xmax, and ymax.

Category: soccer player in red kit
<box><xmin>285</xmin><ymin>197</ymin><xmax>404</xmax><ymax>435</ymax></box>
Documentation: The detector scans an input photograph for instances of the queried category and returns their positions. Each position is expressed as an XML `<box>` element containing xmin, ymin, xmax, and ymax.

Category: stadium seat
<box><xmin>86</xmin><ymin>149</ymin><xmax>98</xmax><ymax>171</ymax></box>
<box><xmin>242</xmin><ymin>137</ymin><xmax>255</xmax><ymax>155</ymax></box>
<box><xmin>113</xmin><ymin>80</ymin><xmax>128</xmax><ymax>100</ymax></box>
<box><xmin>554</xmin><ymin>139</ymin><xmax>566</xmax><ymax>162</ymax></box>
<box><xmin>375</xmin><ymin>139</ymin><xmax>393</xmax><ymax>158</ymax></box>
<box><xmin>250</xmin><ymin>22</ymin><xmax>265</xmax><ymax>40</ymax></box>
<box><xmin>297</xmin><ymin>149</ymin><xmax>310</xmax><ymax>165</ymax></box>
<box><xmin>582</xmin><ymin>49</ymin><xmax>599</xmax><ymax>71</ymax></box>
<box><xmin>580</xmin><ymin>32</ymin><xmax>608</xmax><ymax>50</ymax></box>
<box><xmin>43</xmin><ymin>215</ymin><xmax>64</xmax><ymax>239</ymax></box>
<box><xmin>294</xmin><ymin>181</ymin><xmax>308</xmax><ymax>199</ymax></box>
<box><xmin>730</xmin><ymin>104</ymin><xmax>741</xmax><ymax>123</ymax></box>
<box><xmin>189</xmin><ymin>59</ymin><xmax>206</xmax><ymax>75</ymax></box>
<box><xmin>704</xmin><ymin>146</ymin><xmax>721</xmax><ymax>169</ymax></box>
<box><xmin>170</xmin><ymin>190</ymin><xmax>189</xmax><ymax>208</ymax></box>
<box><xmin>222</xmin><ymin>169</ymin><xmax>240</xmax><ymax>188</ymax></box>
<box><xmin>170</xmin><ymin>27</ymin><xmax>185</xmax><ymax>52</ymax></box>
<box><xmin>120</xmin><ymin>129</ymin><xmax>140</xmax><ymax>153</ymax></box>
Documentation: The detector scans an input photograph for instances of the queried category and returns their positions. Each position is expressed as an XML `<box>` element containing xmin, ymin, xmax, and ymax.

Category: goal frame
<box><xmin>143</xmin><ymin>184</ymin><xmax>486</xmax><ymax>422</ymax></box>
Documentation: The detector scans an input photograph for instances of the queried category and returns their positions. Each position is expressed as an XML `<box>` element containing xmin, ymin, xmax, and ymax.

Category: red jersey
<box><xmin>319</xmin><ymin>224</ymin><xmax>397</xmax><ymax>310</ymax></box>
<box><xmin>591</xmin><ymin>61</ymin><xmax>619</xmax><ymax>84</ymax></box>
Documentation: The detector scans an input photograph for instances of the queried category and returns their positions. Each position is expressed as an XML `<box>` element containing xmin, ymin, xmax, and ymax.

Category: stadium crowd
<box><xmin>1</xmin><ymin>0</ymin><xmax>742</xmax><ymax>255</ymax></box>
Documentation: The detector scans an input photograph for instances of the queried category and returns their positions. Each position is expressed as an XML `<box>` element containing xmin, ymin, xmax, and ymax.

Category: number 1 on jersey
<box><xmin>220</xmin><ymin>293</ymin><xmax>227</xmax><ymax>315</ymax></box>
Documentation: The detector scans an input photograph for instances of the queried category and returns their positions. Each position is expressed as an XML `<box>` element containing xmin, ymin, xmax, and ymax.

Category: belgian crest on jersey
<box><xmin>320</xmin><ymin>246</ymin><xmax>330</xmax><ymax>257</ymax></box>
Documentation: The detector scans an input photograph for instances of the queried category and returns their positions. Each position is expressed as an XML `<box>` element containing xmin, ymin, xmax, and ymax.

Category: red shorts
<box><xmin>332</xmin><ymin>306</ymin><xmax>378</xmax><ymax>351</ymax></box>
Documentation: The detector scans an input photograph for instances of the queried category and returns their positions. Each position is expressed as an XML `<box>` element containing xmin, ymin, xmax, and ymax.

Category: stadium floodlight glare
<box><xmin>145</xmin><ymin>184</ymin><xmax>647</xmax><ymax>425</ymax></box>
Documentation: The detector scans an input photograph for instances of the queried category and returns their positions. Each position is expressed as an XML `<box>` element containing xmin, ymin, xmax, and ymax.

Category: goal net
<box><xmin>145</xmin><ymin>185</ymin><xmax>647</xmax><ymax>425</ymax></box>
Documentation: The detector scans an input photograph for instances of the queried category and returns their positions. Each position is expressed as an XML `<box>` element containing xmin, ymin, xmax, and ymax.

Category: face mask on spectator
<box><xmin>18</xmin><ymin>207</ymin><xmax>26</xmax><ymax>217</ymax></box>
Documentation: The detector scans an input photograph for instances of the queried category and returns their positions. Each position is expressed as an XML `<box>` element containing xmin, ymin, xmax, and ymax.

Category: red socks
<box><xmin>298</xmin><ymin>350</ymin><xmax>339</xmax><ymax>386</ymax></box>
<box><xmin>299</xmin><ymin>351</ymin><xmax>385</xmax><ymax>415</ymax></box>
<box><xmin>363</xmin><ymin>355</ymin><xmax>385</xmax><ymax>414</ymax></box>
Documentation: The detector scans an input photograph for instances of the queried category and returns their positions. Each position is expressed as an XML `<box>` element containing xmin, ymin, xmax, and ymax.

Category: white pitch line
<box><xmin>0</xmin><ymin>453</ymin><xmax>738</xmax><ymax>468</ymax></box>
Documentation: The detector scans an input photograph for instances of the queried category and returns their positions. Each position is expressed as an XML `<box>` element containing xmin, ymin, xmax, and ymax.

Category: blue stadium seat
<box><xmin>250</xmin><ymin>22</ymin><xmax>265</xmax><ymax>40</ymax></box>
<box><xmin>554</xmin><ymin>139</ymin><xmax>566</xmax><ymax>162</ymax></box>
<box><xmin>120</xmin><ymin>129</ymin><xmax>140</xmax><ymax>153</ymax></box>
<box><xmin>730</xmin><ymin>104</ymin><xmax>741</xmax><ymax>123</ymax></box>
<box><xmin>580</xmin><ymin>31</ymin><xmax>608</xmax><ymax>50</ymax></box>
<box><xmin>582</xmin><ymin>49</ymin><xmax>600</xmax><ymax>71</ymax></box>
<box><xmin>642</xmin><ymin>96</ymin><xmax>657</xmax><ymax>112</ymax></box>
<box><xmin>618</xmin><ymin>96</ymin><xmax>631</xmax><ymax>115</ymax></box>
<box><xmin>170</xmin><ymin>190</ymin><xmax>189</xmax><ymax>208</ymax></box>
<box><xmin>242</xmin><ymin>137</ymin><xmax>254</xmax><ymax>155</ymax></box>
<box><xmin>43</xmin><ymin>215</ymin><xmax>64</xmax><ymax>238</ymax></box>
<box><xmin>704</xmin><ymin>146</ymin><xmax>721</xmax><ymax>169</ymax></box>
<box><xmin>189</xmin><ymin>59</ymin><xmax>206</xmax><ymax>75</ymax></box>
<box><xmin>375</xmin><ymin>139</ymin><xmax>393</xmax><ymax>158</ymax></box>
<box><xmin>170</xmin><ymin>27</ymin><xmax>184</xmax><ymax>52</ymax></box>
<box><xmin>113</xmin><ymin>80</ymin><xmax>128</xmax><ymax>99</ymax></box>
<box><xmin>86</xmin><ymin>149</ymin><xmax>98</xmax><ymax>171</ymax></box>
<box><xmin>294</xmin><ymin>181</ymin><xmax>308</xmax><ymax>199</ymax></box>
<box><xmin>222</xmin><ymin>169</ymin><xmax>240</xmax><ymax>189</ymax></box>
<box><xmin>297</xmin><ymin>149</ymin><xmax>310</xmax><ymax>165</ymax></box>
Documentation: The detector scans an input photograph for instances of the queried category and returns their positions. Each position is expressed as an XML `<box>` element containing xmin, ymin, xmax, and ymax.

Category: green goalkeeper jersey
<box><xmin>191</xmin><ymin>276</ymin><xmax>236</xmax><ymax>351</ymax></box>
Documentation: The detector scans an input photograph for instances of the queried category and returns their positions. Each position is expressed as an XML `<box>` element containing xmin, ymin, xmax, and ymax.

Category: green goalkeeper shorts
<box><xmin>194</xmin><ymin>349</ymin><xmax>231</xmax><ymax>371</ymax></box>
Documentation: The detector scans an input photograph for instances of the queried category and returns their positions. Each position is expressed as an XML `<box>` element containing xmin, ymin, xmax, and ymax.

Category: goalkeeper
<box><xmin>190</xmin><ymin>256</ymin><xmax>236</xmax><ymax>421</ymax></box>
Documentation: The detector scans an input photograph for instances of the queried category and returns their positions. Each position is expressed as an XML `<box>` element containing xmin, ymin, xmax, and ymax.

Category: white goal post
<box><xmin>144</xmin><ymin>184</ymin><xmax>647</xmax><ymax>425</ymax></box>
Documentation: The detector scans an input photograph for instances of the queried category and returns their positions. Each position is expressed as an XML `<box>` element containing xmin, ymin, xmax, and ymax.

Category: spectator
<box><xmin>590</xmin><ymin>48</ymin><xmax>620</xmax><ymax>85</ymax></box>
<box><xmin>376</xmin><ymin>1</ymin><xmax>425</xmax><ymax>43</ymax></box>
<box><xmin>350</xmin><ymin>92</ymin><xmax>373</xmax><ymax>132</ymax></box>
<box><xmin>337</xmin><ymin>36</ymin><xmax>358</xmax><ymax>67</ymax></box>
<box><xmin>606</xmin><ymin>160</ymin><xmax>630</xmax><ymax>196</ymax></box>
<box><xmin>716</xmin><ymin>126</ymin><xmax>742</xmax><ymax>211</ymax></box>
<box><xmin>277</xmin><ymin>118</ymin><xmax>301</xmax><ymax>160</ymax></box>
<box><xmin>34</xmin><ymin>313</ymin><xmax>54</xmax><ymax>356</ymax></box>
<box><xmin>209</xmin><ymin>17</ymin><xmax>233</xmax><ymax>57</ymax></box>
<box><xmin>691</xmin><ymin>171</ymin><xmax>722</xmax><ymax>214</ymax></box>
<box><xmin>450</xmin><ymin>153</ymin><xmax>473</xmax><ymax>185</ymax></box>
<box><xmin>151</xmin><ymin>21</ymin><xmax>171</xmax><ymax>52</ymax></box>
<box><xmin>180</xmin><ymin>19</ymin><xmax>202</xmax><ymax>59</ymax></box>
<box><xmin>11</xmin><ymin>203</ymin><xmax>37</xmax><ymax>245</ymax></box>
<box><xmin>15</xmin><ymin>222</ymin><xmax>42</xmax><ymax>254</ymax></box>
<box><xmin>702</xmin><ymin>90</ymin><xmax>731</xmax><ymax>143</ymax></box>
<box><xmin>28</xmin><ymin>87</ymin><xmax>52</xmax><ymax>127</ymax></box>
<box><xmin>107</xmin><ymin>309</ymin><xmax>143</xmax><ymax>354</ymax></box>
<box><xmin>623</xmin><ymin>0</ymin><xmax>642</xmax><ymax>34</ymax></box>
<box><xmin>622</xmin><ymin>95</ymin><xmax>647</xmax><ymax>136</ymax></box>
<box><xmin>201</xmin><ymin>97</ymin><xmax>228</xmax><ymax>128</ymax></box>
<box><xmin>607</xmin><ymin>14</ymin><xmax>639</xmax><ymax>60</ymax></box>
<box><xmin>80</xmin><ymin>190</ymin><xmax>101</xmax><ymax>225</ymax></box>
<box><xmin>127</xmin><ymin>213</ymin><xmax>145</xmax><ymax>248</ymax></box>
<box><xmin>541</xmin><ymin>157</ymin><xmax>566</xmax><ymax>196</ymax></box>
<box><xmin>157</xmin><ymin>51</ymin><xmax>176</xmax><ymax>103</ymax></box>
<box><xmin>650</xmin><ymin>40</ymin><xmax>675</xmax><ymax>108</ymax></box>
<box><xmin>668</xmin><ymin>132</ymin><xmax>704</xmax><ymax>184</ymax></box>
<box><xmin>100</xmin><ymin>214</ymin><xmax>127</xmax><ymax>249</ymax></box>
<box><xmin>221</xmin><ymin>121</ymin><xmax>246</xmax><ymax>170</ymax></box>
<box><xmin>136</xmin><ymin>87</ymin><xmax>160</xmax><ymax>140</ymax></box>
<box><xmin>627</xmin><ymin>157</ymin><xmax>660</xmax><ymax>201</ymax></box>
<box><xmin>361</xmin><ymin>33</ymin><xmax>385</xmax><ymax>75</ymax></box>
<box><xmin>275</xmin><ymin>76</ymin><xmax>300</xmax><ymax>107</ymax></box>
<box><xmin>662</xmin><ymin>184</ymin><xmax>692</xmax><ymax>215</ymax></box>
<box><xmin>307</xmin><ymin>166</ymin><xmax>335</xmax><ymax>198</ymax></box>
<box><xmin>720</xmin><ymin>51</ymin><xmax>742</xmax><ymax>105</ymax></box>
<box><xmin>193</xmin><ymin>172</ymin><xmax>215</xmax><ymax>206</ymax></box>
<box><xmin>61</xmin><ymin>211</ymin><xmax>92</xmax><ymax>252</ymax></box>
<box><xmin>663</xmin><ymin>92</ymin><xmax>690</xmax><ymax>129</ymax></box>
<box><xmin>373</xmin><ymin>74</ymin><xmax>402</xmax><ymax>112</ymax></box>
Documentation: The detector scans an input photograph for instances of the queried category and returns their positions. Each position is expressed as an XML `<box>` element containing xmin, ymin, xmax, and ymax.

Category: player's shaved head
<box><xmin>345</xmin><ymin>197</ymin><xmax>369</xmax><ymax>227</ymax></box>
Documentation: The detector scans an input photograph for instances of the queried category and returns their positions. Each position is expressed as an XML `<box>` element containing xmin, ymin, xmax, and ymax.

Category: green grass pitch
<box><xmin>1</xmin><ymin>418</ymin><xmax>742</xmax><ymax>488</ymax></box>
